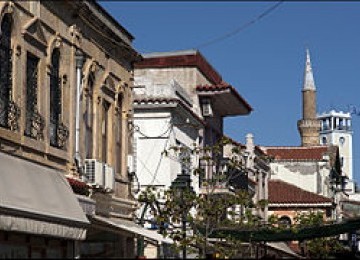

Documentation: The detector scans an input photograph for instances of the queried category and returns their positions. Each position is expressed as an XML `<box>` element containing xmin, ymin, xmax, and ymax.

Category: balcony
<box><xmin>0</xmin><ymin>100</ymin><xmax>21</xmax><ymax>131</ymax></box>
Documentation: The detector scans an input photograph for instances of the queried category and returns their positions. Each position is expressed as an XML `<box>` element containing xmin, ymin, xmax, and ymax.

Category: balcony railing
<box><xmin>25</xmin><ymin>109</ymin><xmax>45</xmax><ymax>140</ymax></box>
<box><xmin>0</xmin><ymin>100</ymin><xmax>21</xmax><ymax>131</ymax></box>
<box><xmin>50</xmin><ymin>120</ymin><xmax>69</xmax><ymax>149</ymax></box>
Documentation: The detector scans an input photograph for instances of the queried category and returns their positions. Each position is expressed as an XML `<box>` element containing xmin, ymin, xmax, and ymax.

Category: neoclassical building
<box><xmin>0</xmin><ymin>1</ymin><xmax>146</xmax><ymax>258</ymax></box>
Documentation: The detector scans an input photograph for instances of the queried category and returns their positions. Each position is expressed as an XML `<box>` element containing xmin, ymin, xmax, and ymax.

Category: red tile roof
<box><xmin>268</xmin><ymin>180</ymin><xmax>332</xmax><ymax>205</ymax></box>
<box><xmin>134</xmin><ymin>51</ymin><xmax>222</xmax><ymax>84</ymax></box>
<box><xmin>197</xmin><ymin>83</ymin><xmax>253</xmax><ymax>112</ymax></box>
<box><xmin>261</xmin><ymin>146</ymin><xmax>328</xmax><ymax>161</ymax></box>
<box><xmin>196</xmin><ymin>82</ymin><xmax>230</xmax><ymax>91</ymax></box>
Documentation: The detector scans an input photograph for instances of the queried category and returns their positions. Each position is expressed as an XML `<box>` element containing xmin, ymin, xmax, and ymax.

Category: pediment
<box><xmin>22</xmin><ymin>17</ymin><xmax>47</xmax><ymax>47</ymax></box>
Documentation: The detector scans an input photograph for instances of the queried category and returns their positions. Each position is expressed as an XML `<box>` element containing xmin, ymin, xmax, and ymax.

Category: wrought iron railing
<box><xmin>0</xmin><ymin>100</ymin><xmax>21</xmax><ymax>131</ymax></box>
<box><xmin>50</xmin><ymin>120</ymin><xmax>69</xmax><ymax>149</ymax></box>
<box><xmin>24</xmin><ymin>108</ymin><xmax>45</xmax><ymax>140</ymax></box>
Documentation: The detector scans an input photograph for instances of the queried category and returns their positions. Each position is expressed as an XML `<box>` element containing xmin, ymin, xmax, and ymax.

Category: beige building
<box><xmin>0</xmin><ymin>1</ymin><xmax>152</xmax><ymax>258</ymax></box>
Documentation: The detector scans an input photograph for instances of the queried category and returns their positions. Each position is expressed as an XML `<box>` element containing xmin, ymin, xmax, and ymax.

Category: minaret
<box><xmin>297</xmin><ymin>49</ymin><xmax>321</xmax><ymax>146</ymax></box>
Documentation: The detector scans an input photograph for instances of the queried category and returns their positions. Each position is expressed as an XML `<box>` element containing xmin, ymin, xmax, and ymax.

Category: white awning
<box><xmin>0</xmin><ymin>152</ymin><xmax>89</xmax><ymax>240</ymax></box>
<box><xmin>267</xmin><ymin>242</ymin><xmax>304</xmax><ymax>258</ymax></box>
<box><xmin>91</xmin><ymin>215</ymin><xmax>173</xmax><ymax>245</ymax></box>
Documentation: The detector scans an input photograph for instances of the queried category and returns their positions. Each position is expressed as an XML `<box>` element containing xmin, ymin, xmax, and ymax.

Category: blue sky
<box><xmin>99</xmin><ymin>1</ymin><xmax>360</xmax><ymax>183</ymax></box>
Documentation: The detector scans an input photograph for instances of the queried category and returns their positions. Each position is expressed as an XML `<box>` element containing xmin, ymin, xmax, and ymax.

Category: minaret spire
<box><xmin>297</xmin><ymin>48</ymin><xmax>321</xmax><ymax>147</ymax></box>
<box><xmin>303</xmin><ymin>49</ymin><xmax>316</xmax><ymax>91</ymax></box>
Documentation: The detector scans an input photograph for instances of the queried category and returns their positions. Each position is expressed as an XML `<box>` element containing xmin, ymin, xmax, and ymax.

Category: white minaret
<box><xmin>297</xmin><ymin>49</ymin><xmax>321</xmax><ymax>146</ymax></box>
<box><xmin>318</xmin><ymin>110</ymin><xmax>354</xmax><ymax>193</ymax></box>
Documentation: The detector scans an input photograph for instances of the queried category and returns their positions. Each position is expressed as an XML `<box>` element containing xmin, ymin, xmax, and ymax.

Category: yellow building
<box><xmin>0</xmin><ymin>1</ymin><xmax>146</xmax><ymax>258</ymax></box>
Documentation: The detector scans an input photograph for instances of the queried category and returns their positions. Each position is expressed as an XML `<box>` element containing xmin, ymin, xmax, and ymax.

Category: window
<box><xmin>339</xmin><ymin>137</ymin><xmax>345</xmax><ymax>146</ymax></box>
<box><xmin>116</xmin><ymin>94</ymin><xmax>123</xmax><ymax>174</ymax></box>
<box><xmin>25</xmin><ymin>53</ymin><xmax>39</xmax><ymax>137</ymax></box>
<box><xmin>176</xmin><ymin>140</ymin><xmax>191</xmax><ymax>174</ymax></box>
<box><xmin>102</xmin><ymin>100</ymin><xmax>110</xmax><ymax>163</ymax></box>
<box><xmin>0</xmin><ymin>14</ymin><xmax>12</xmax><ymax>128</ymax></box>
<box><xmin>49</xmin><ymin>48</ymin><xmax>62</xmax><ymax>147</ymax></box>
<box><xmin>278</xmin><ymin>216</ymin><xmax>291</xmax><ymax>228</ymax></box>
<box><xmin>84</xmin><ymin>74</ymin><xmax>94</xmax><ymax>159</ymax></box>
<box><xmin>322</xmin><ymin>136</ymin><xmax>327</xmax><ymax>145</ymax></box>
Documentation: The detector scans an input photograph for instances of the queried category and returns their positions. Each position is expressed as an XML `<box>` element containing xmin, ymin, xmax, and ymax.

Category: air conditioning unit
<box><xmin>84</xmin><ymin>159</ymin><xmax>104</xmax><ymax>187</ymax></box>
<box><xmin>104</xmin><ymin>163</ymin><xmax>115</xmax><ymax>192</ymax></box>
<box><xmin>201</xmin><ymin>98</ymin><xmax>213</xmax><ymax>117</ymax></box>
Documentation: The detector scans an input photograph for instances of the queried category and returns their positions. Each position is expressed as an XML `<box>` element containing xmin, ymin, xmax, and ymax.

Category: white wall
<box><xmin>270</xmin><ymin>160</ymin><xmax>331</xmax><ymax>198</ymax></box>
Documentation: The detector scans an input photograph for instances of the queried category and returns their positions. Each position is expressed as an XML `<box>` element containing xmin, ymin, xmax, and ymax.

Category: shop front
<box><xmin>80</xmin><ymin>215</ymin><xmax>173</xmax><ymax>258</ymax></box>
<box><xmin>0</xmin><ymin>151</ymin><xmax>90</xmax><ymax>258</ymax></box>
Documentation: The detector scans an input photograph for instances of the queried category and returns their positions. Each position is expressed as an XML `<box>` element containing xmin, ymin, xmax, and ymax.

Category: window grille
<box><xmin>0</xmin><ymin>15</ymin><xmax>13</xmax><ymax>128</ymax></box>
<box><xmin>25</xmin><ymin>53</ymin><xmax>43</xmax><ymax>138</ymax></box>
<box><xmin>84</xmin><ymin>75</ymin><xmax>94</xmax><ymax>158</ymax></box>
<box><xmin>49</xmin><ymin>49</ymin><xmax>68</xmax><ymax>148</ymax></box>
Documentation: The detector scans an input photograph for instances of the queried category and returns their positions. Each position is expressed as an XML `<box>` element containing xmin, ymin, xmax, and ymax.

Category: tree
<box><xmin>293</xmin><ymin>211</ymin><xmax>349</xmax><ymax>259</ymax></box>
<box><xmin>138</xmin><ymin>137</ymin><xmax>267</xmax><ymax>258</ymax></box>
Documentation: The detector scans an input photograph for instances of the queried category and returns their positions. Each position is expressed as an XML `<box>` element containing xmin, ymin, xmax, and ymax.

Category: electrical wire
<box><xmin>134</xmin><ymin>122</ymin><xmax>173</xmax><ymax>139</ymax></box>
<box><xmin>193</xmin><ymin>1</ymin><xmax>284</xmax><ymax>50</ymax></box>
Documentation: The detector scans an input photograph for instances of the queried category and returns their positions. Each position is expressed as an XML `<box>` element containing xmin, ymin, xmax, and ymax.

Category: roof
<box><xmin>134</xmin><ymin>50</ymin><xmax>223</xmax><ymax>84</ymax></box>
<box><xmin>268</xmin><ymin>180</ymin><xmax>332</xmax><ymax>205</ymax></box>
<box><xmin>261</xmin><ymin>146</ymin><xmax>329</xmax><ymax>161</ymax></box>
<box><xmin>134</xmin><ymin>97</ymin><xmax>205</xmax><ymax>125</ymax></box>
<box><xmin>196</xmin><ymin>83</ymin><xmax>253</xmax><ymax>113</ymax></box>
<box><xmin>224</xmin><ymin>135</ymin><xmax>266</xmax><ymax>156</ymax></box>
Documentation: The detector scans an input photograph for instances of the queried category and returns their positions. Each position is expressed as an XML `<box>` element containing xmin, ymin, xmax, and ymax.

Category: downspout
<box><xmin>75</xmin><ymin>49</ymin><xmax>85</xmax><ymax>175</ymax></box>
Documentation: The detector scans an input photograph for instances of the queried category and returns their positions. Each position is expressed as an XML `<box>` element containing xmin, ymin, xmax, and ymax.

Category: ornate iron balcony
<box><xmin>25</xmin><ymin>108</ymin><xmax>45</xmax><ymax>140</ymax></box>
<box><xmin>0</xmin><ymin>100</ymin><xmax>21</xmax><ymax>131</ymax></box>
<box><xmin>50</xmin><ymin>120</ymin><xmax>69</xmax><ymax>149</ymax></box>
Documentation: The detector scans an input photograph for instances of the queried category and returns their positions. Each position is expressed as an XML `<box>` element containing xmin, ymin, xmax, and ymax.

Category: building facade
<box><xmin>318</xmin><ymin>110</ymin><xmax>355</xmax><ymax>194</ymax></box>
<box><xmin>0</xmin><ymin>1</ymin><xmax>145</xmax><ymax>258</ymax></box>
<box><xmin>133</xmin><ymin>50</ymin><xmax>253</xmax><ymax>257</ymax></box>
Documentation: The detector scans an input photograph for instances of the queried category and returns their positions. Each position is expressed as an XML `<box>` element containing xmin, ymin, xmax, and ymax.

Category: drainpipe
<box><xmin>75</xmin><ymin>49</ymin><xmax>85</xmax><ymax>175</ymax></box>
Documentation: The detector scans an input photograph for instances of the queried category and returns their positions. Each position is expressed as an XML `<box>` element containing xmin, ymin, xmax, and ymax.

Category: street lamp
<box><xmin>170</xmin><ymin>172</ymin><xmax>194</xmax><ymax>259</ymax></box>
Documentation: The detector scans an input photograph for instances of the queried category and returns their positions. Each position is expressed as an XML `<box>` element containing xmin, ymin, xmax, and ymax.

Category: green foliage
<box><xmin>138</xmin><ymin>137</ymin><xmax>267</xmax><ymax>258</ymax></box>
<box><xmin>294</xmin><ymin>211</ymin><xmax>347</xmax><ymax>259</ymax></box>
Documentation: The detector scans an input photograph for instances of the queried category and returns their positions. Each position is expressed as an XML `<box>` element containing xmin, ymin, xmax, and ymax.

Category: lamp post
<box><xmin>170</xmin><ymin>172</ymin><xmax>194</xmax><ymax>259</ymax></box>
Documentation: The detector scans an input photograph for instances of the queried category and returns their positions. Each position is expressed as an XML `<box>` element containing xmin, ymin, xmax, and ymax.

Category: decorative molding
<box><xmin>46</xmin><ymin>34</ymin><xmax>63</xmax><ymax>72</ymax></box>
<box><xmin>0</xmin><ymin>2</ymin><xmax>14</xmax><ymax>27</ymax></box>
<box><xmin>15</xmin><ymin>44</ymin><xmax>21</xmax><ymax>57</ymax></box>
<box><xmin>22</xmin><ymin>17</ymin><xmax>48</xmax><ymax>48</ymax></box>
<box><xmin>69</xmin><ymin>24</ymin><xmax>82</xmax><ymax>47</ymax></box>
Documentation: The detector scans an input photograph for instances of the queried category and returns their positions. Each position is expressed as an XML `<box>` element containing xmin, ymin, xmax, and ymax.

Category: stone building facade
<box><xmin>0</xmin><ymin>1</ymin><xmax>141</xmax><ymax>258</ymax></box>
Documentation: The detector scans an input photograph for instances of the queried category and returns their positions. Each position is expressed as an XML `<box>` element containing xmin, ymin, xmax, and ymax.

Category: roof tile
<box><xmin>268</xmin><ymin>180</ymin><xmax>332</xmax><ymax>205</ymax></box>
<box><xmin>262</xmin><ymin>146</ymin><xmax>328</xmax><ymax>160</ymax></box>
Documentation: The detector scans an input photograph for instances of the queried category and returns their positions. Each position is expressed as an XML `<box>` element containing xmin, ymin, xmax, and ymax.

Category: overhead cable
<box><xmin>194</xmin><ymin>1</ymin><xmax>284</xmax><ymax>50</ymax></box>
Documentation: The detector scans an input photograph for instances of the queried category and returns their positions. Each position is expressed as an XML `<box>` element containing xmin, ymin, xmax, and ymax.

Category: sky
<box><xmin>99</xmin><ymin>1</ymin><xmax>360</xmax><ymax>184</ymax></box>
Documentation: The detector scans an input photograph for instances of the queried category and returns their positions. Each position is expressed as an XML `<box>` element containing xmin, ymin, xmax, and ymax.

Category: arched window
<box><xmin>0</xmin><ymin>14</ymin><xmax>12</xmax><ymax>128</ymax></box>
<box><xmin>101</xmin><ymin>100</ymin><xmax>110</xmax><ymax>163</ymax></box>
<box><xmin>278</xmin><ymin>216</ymin><xmax>291</xmax><ymax>228</ymax></box>
<box><xmin>84</xmin><ymin>74</ymin><xmax>94</xmax><ymax>159</ymax></box>
<box><xmin>49</xmin><ymin>48</ymin><xmax>62</xmax><ymax>147</ymax></box>
<box><xmin>116</xmin><ymin>93</ymin><xmax>123</xmax><ymax>174</ymax></box>
<box><xmin>25</xmin><ymin>53</ymin><xmax>39</xmax><ymax>137</ymax></box>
